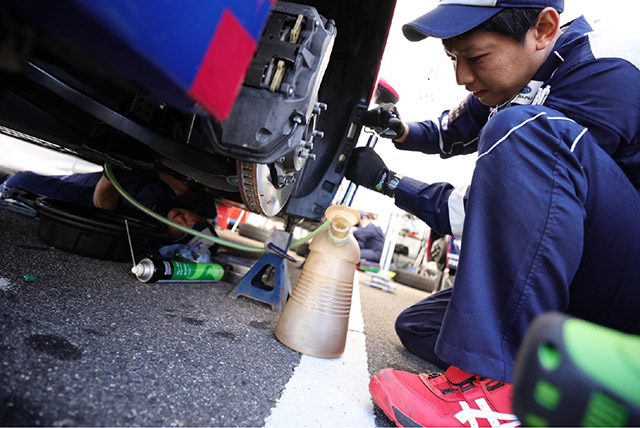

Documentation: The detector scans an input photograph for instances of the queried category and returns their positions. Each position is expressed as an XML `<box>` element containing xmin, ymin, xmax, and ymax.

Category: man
<box><xmin>346</xmin><ymin>1</ymin><xmax>640</xmax><ymax>426</ymax></box>
<box><xmin>354</xmin><ymin>213</ymin><xmax>385</xmax><ymax>263</ymax></box>
<box><xmin>1</xmin><ymin>168</ymin><xmax>217</xmax><ymax>243</ymax></box>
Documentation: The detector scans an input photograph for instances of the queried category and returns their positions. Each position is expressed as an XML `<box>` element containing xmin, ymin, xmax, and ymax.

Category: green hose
<box><xmin>293</xmin><ymin>219</ymin><xmax>328</xmax><ymax>247</ymax></box>
<box><xmin>103</xmin><ymin>163</ymin><xmax>327</xmax><ymax>253</ymax></box>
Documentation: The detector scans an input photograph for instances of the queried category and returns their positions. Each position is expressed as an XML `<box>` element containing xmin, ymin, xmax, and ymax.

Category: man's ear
<box><xmin>534</xmin><ymin>7</ymin><xmax>560</xmax><ymax>50</ymax></box>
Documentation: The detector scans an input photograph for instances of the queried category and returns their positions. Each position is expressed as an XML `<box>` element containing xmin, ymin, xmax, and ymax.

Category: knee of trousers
<box><xmin>394</xmin><ymin>308</ymin><xmax>412</xmax><ymax>341</ymax></box>
<box><xmin>394</xmin><ymin>307</ymin><xmax>432</xmax><ymax>347</ymax></box>
<box><xmin>394</xmin><ymin>292</ymin><xmax>449</xmax><ymax>341</ymax></box>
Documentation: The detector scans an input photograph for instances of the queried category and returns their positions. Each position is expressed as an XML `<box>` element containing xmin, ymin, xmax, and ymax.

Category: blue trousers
<box><xmin>360</xmin><ymin>248</ymin><xmax>382</xmax><ymax>263</ymax></box>
<box><xmin>396</xmin><ymin>106</ymin><xmax>640</xmax><ymax>382</ymax></box>
<box><xmin>1</xmin><ymin>170</ymin><xmax>217</xmax><ymax>219</ymax></box>
<box><xmin>2</xmin><ymin>171</ymin><xmax>101</xmax><ymax>204</ymax></box>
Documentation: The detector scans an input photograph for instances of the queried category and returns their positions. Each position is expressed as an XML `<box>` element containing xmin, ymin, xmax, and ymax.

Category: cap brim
<box><xmin>402</xmin><ymin>5</ymin><xmax>504</xmax><ymax>41</ymax></box>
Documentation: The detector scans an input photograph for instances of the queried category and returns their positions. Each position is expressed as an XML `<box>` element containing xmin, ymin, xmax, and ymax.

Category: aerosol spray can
<box><xmin>131</xmin><ymin>258</ymin><xmax>224</xmax><ymax>283</ymax></box>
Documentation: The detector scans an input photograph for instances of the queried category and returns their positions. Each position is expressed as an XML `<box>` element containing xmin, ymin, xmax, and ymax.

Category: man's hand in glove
<box><xmin>345</xmin><ymin>147</ymin><xmax>402</xmax><ymax>197</ymax></box>
<box><xmin>363</xmin><ymin>103</ymin><xmax>406</xmax><ymax>140</ymax></box>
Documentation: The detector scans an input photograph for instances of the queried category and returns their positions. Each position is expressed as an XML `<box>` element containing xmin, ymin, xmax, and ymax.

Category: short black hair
<box><xmin>445</xmin><ymin>8</ymin><xmax>543</xmax><ymax>46</ymax></box>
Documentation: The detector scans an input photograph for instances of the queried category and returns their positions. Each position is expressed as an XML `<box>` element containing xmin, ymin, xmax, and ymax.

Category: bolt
<box><xmin>312</xmin><ymin>130</ymin><xmax>324</xmax><ymax>139</ymax></box>
<box><xmin>299</xmin><ymin>152</ymin><xmax>316</xmax><ymax>161</ymax></box>
<box><xmin>313</xmin><ymin>102</ymin><xmax>328</xmax><ymax>115</ymax></box>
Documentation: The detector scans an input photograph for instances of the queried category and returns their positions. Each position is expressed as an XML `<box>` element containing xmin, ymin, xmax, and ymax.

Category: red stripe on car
<box><xmin>189</xmin><ymin>9</ymin><xmax>257</xmax><ymax>121</ymax></box>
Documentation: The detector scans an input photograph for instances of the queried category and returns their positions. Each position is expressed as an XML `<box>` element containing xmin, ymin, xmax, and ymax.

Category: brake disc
<box><xmin>236</xmin><ymin>106</ymin><xmax>323</xmax><ymax>217</ymax></box>
<box><xmin>237</xmin><ymin>160</ymin><xmax>295</xmax><ymax>217</ymax></box>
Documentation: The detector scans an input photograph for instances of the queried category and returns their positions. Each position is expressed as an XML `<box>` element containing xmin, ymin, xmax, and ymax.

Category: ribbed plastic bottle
<box><xmin>275</xmin><ymin>205</ymin><xmax>361</xmax><ymax>358</ymax></box>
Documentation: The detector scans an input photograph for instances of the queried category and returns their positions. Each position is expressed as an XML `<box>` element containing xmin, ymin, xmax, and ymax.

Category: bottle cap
<box><xmin>329</xmin><ymin>215</ymin><xmax>350</xmax><ymax>240</ymax></box>
<box><xmin>325</xmin><ymin>205</ymin><xmax>359</xmax><ymax>246</ymax></box>
<box><xmin>325</xmin><ymin>205</ymin><xmax>360</xmax><ymax>226</ymax></box>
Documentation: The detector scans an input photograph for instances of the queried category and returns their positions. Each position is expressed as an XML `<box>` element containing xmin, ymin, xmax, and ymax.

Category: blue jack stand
<box><xmin>228</xmin><ymin>230</ymin><xmax>297</xmax><ymax>312</ymax></box>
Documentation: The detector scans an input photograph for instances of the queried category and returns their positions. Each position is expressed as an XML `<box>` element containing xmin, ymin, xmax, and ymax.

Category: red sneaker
<box><xmin>369</xmin><ymin>366</ymin><xmax>520</xmax><ymax>427</ymax></box>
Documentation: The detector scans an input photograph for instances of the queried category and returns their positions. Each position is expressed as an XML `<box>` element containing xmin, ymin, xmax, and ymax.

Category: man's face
<box><xmin>167</xmin><ymin>208</ymin><xmax>207</xmax><ymax>240</ymax></box>
<box><xmin>443</xmin><ymin>30</ymin><xmax>540</xmax><ymax>106</ymax></box>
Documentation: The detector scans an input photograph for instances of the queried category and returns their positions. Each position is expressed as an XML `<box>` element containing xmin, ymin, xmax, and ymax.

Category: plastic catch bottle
<box><xmin>275</xmin><ymin>205</ymin><xmax>361</xmax><ymax>358</ymax></box>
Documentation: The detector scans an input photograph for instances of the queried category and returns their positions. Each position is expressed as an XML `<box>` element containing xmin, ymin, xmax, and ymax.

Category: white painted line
<box><xmin>265</xmin><ymin>270</ymin><xmax>374</xmax><ymax>427</ymax></box>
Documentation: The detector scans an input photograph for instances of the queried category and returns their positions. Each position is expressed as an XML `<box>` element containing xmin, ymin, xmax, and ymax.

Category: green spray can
<box><xmin>131</xmin><ymin>258</ymin><xmax>224</xmax><ymax>283</ymax></box>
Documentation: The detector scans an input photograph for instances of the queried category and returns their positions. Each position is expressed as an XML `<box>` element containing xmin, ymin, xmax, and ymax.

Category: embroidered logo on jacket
<box><xmin>443</xmin><ymin>97</ymin><xmax>468</xmax><ymax>131</ymax></box>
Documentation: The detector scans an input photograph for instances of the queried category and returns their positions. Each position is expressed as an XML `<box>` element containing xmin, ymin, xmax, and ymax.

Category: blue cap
<box><xmin>402</xmin><ymin>0</ymin><xmax>564</xmax><ymax>41</ymax></box>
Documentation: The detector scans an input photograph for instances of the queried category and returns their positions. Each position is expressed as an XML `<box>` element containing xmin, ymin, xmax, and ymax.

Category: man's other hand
<box><xmin>345</xmin><ymin>147</ymin><xmax>401</xmax><ymax>197</ymax></box>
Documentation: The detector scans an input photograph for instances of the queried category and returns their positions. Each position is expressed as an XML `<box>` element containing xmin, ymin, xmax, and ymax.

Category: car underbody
<box><xmin>0</xmin><ymin>0</ymin><xmax>395</xmax><ymax>222</ymax></box>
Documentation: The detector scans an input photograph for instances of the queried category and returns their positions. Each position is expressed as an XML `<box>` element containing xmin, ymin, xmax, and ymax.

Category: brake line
<box><xmin>104</xmin><ymin>163</ymin><xmax>327</xmax><ymax>253</ymax></box>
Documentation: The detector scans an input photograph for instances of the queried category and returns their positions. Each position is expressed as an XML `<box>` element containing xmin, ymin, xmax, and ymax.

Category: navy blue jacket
<box><xmin>394</xmin><ymin>17</ymin><xmax>640</xmax><ymax>237</ymax></box>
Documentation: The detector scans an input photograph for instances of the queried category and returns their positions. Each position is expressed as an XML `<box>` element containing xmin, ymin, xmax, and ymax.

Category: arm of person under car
<box><xmin>93</xmin><ymin>174</ymin><xmax>119</xmax><ymax>210</ymax></box>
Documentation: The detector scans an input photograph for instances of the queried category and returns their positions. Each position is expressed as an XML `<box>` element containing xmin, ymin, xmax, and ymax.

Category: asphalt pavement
<box><xmin>0</xmin><ymin>205</ymin><xmax>437</xmax><ymax>427</ymax></box>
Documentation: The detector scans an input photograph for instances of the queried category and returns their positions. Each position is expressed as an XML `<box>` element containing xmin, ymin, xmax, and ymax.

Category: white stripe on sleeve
<box><xmin>448</xmin><ymin>185</ymin><xmax>468</xmax><ymax>237</ymax></box>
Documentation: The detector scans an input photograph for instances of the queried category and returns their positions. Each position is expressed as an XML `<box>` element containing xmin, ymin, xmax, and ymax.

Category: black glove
<box><xmin>345</xmin><ymin>147</ymin><xmax>402</xmax><ymax>197</ymax></box>
<box><xmin>363</xmin><ymin>103</ymin><xmax>405</xmax><ymax>140</ymax></box>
